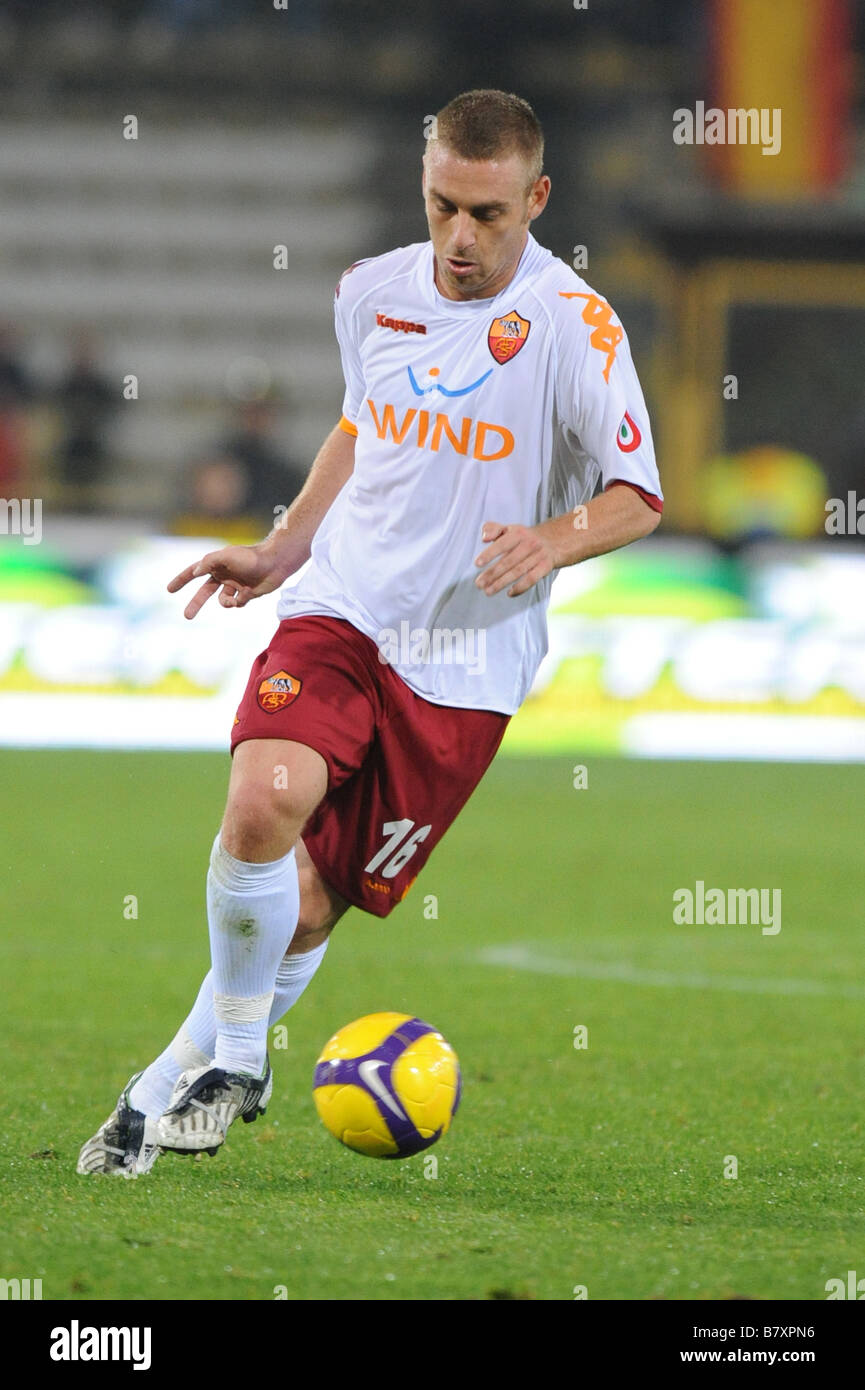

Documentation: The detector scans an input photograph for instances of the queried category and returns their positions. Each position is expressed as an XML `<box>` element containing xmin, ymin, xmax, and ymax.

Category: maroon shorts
<box><xmin>230</xmin><ymin>615</ymin><xmax>509</xmax><ymax>917</ymax></box>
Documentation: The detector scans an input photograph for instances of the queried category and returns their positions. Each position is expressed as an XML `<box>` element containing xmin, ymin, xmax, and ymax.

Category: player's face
<box><xmin>422</xmin><ymin>143</ymin><xmax>550</xmax><ymax>301</ymax></box>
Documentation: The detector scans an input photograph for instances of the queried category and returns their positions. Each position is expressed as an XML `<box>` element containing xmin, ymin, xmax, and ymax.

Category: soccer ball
<box><xmin>312</xmin><ymin>1012</ymin><xmax>461</xmax><ymax>1158</ymax></box>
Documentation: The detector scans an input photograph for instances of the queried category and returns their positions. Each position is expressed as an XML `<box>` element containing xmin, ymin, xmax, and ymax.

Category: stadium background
<box><xmin>1</xmin><ymin>0</ymin><xmax>863</xmax><ymax>759</ymax></box>
<box><xmin>2</xmin><ymin>0</ymin><xmax>864</xmax><ymax>1305</ymax></box>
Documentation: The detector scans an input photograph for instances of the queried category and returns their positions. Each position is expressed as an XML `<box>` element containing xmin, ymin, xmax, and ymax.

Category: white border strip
<box><xmin>0</xmin><ymin>693</ymin><xmax>232</xmax><ymax>750</ymax></box>
<box><xmin>2</xmin><ymin>695</ymin><xmax>865</xmax><ymax>763</ymax></box>
<box><xmin>624</xmin><ymin>713</ymin><xmax>865</xmax><ymax>762</ymax></box>
<box><xmin>479</xmin><ymin>944</ymin><xmax>865</xmax><ymax>1000</ymax></box>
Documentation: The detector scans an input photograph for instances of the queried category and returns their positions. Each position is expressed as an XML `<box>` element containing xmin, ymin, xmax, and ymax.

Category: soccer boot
<box><xmin>76</xmin><ymin>1073</ymin><xmax>161</xmax><ymax>1178</ymax></box>
<box><xmin>156</xmin><ymin>1059</ymin><xmax>273</xmax><ymax>1155</ymax></box>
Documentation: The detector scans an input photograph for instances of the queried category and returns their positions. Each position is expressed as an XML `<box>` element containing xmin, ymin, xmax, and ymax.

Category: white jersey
<box><xmin>277</xmin><ymin>233</ymin><xmax>662</xmax><ymax>714</ymax></box>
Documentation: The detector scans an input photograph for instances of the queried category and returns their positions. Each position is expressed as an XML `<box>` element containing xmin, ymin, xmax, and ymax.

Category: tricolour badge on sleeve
<box><xmin>488</xmin><ymin>310</ymin><xmax>530</xmax><ymax>365</ymax></box>
<box><xmin>616</xmin><ymin>411</ymin><xmax>642</xmax><ymax>453</ymax></box>
<box><xmin>257</xmin><ymin>670</ymin><xmax>302</xmax><ymax>712</ymax></box>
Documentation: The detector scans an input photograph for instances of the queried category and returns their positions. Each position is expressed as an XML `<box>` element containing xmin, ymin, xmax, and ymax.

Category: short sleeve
<box><xmin>334</xmin><ymin>270</ymin><xmax>366</xmax><ymax>428</ymax></box>
<box><xmin>555</xmin><ymin>292</ymin><xmax>663</xmax><ymax>511</ymax></box>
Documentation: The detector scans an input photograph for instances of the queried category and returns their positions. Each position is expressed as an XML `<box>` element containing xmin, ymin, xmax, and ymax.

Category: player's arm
<box><xmin>475</xmin><ymin>484</ymin><xmax>659</xmax><ymax>598</ymax></box>
<box><xmin>476</xmin><ymin>288</ymin><xmax>663</xmax><ymax>599</ymax></box>
<box><xmin>168</xmin><ymin>422</ymin><xmax>356</xmax><ymax>619</ymax></box>
<box><xmin>259</xmin><ymin>420</ymin><xmax>356</xmax><ymax>579</ymax></box>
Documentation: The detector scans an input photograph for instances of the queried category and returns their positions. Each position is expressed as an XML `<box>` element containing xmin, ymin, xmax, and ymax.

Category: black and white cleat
<box><xmin>156</xmin><ymin>1061</ymin><xmax>273</xmax><ymax>1155</ymax></box>
<box><xmin>76</xmin><ymin>1073</ymin><xmax>161</xmax><ymax>1178</ymax></box>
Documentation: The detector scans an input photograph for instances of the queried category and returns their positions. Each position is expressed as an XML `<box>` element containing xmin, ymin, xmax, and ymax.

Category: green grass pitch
<box><xmin>1</xmin><ymin>749</ymin><xmax>862</xmax><ymax>1301</ymax></box>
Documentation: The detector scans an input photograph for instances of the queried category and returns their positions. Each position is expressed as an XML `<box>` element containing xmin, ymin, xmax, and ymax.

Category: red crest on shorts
<box><xmin>488</xmin><ymin>310</ymin><xmax>530</xmax><ymax>365</ymax></box>
<box><xmin>257</xmin><ymin>670</ymin><xmax>302</xmax><ymax>712</ymax></box>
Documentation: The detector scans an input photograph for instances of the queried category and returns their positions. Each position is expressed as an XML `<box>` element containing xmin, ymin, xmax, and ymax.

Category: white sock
<box><xmin>271</xmin><ymin>939</ymin><xmax>329</xmax><ymax>1021</ymax></box>
<box><xmin>128</xmin><ymin>973</ymin><xmax>216</xmax><ymax>1118</ymax></box>
<box><xmin>128</xmin><ymin>938</ymin><xmax>327</xmax><ymax>1119</ymax></box>
<box><xmin>207</xmin><ymin>833</ymin><xmax>299</xmax><ymax>1076</ymax></box>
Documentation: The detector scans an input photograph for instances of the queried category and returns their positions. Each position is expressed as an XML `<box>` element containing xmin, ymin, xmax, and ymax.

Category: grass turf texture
<box><xmin>1</xmin><ymin>750</ymin><xmax>862</xmax><ymax>1302</ymax></box>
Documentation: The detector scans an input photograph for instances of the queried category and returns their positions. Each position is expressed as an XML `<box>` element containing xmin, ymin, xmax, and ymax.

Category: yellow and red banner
<box><xmin>709</xmin><ymin>0</ymin><xmax>852</xmax><ymax>196</ymax></box>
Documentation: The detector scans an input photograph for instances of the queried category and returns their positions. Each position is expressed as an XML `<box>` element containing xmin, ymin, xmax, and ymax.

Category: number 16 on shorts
<box><xmin>364</xmin><ymin>819</ymin><xmax>432</xmax><ymax>879</ymax></box>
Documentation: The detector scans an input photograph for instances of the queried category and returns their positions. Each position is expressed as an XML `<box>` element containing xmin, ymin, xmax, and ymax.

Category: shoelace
<box><xmin>183</xmin><ymin>1097</ymin><xmax>231</xmax><ymax>1138</ymax></box>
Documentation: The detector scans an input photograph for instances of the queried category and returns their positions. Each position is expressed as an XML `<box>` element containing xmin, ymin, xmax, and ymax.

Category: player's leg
<box><xmin>77</xmin><ymin>741</ymin><xmax>335</xmax><ymax>1177</ymax></box>
<box><xmin>203</xmin><ymin>736</ymin><xmax>327</xmax><ymax>1067</ymax></box>
<box><xmin>133</xmin><ymin>840</ymin><xmax>344</xmax><ymax>1118</ymax></box>
<box><xmin>158</xmin><ymin>838</ymin><xmax>348</xmax><ymax>1094</ymax></box>
<box><xmin>154</xmin><ymin>738</ymin><xmax>332</xmax><ymax>1153</ymax></box>
<box><xmin>76</xmin><ymin>843</ymin><xmax>347</xmax><ymax>1178</ymax></box>
<box><xmin>79</xmin><ymin>615</ymin><xmax>378</xmax><ymax>1174</ymax></box>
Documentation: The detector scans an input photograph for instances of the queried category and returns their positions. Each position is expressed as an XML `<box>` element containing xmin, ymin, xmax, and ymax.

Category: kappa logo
<box><xmin>364</xmin><ymin>878</ymin><xmax>391</xmax><ymax>895</ymax></box>
<box><xmin>257</xmin><ymin>670</ymin><xmax>302</xmax><ymax>713</ymax></box>
<box><xmin>377</xmin><ymin>312</ymin><xmax>427</xmax><ymax>336</ymax></box>
<box><xmin>559</xmin><ymin>292</ymin><xmax>623</xmax><ymax>383</ymax></box>
<box><xmin>488</xmin><ymin>310</ymin><xmax>530</xmax><ymax>364</ymax></box>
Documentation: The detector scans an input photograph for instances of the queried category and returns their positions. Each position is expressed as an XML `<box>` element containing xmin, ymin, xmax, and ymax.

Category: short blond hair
<box><xmin>431</xmin><ymin>89</ymin><xmax>544</xmax><ymax>184</ymax></box>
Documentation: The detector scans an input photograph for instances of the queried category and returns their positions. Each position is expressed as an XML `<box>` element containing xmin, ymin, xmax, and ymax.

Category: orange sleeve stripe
<box><xmin>339</xmin><ymin>415</ymin><xmax>358</xmax><ymax>437</ymax></box>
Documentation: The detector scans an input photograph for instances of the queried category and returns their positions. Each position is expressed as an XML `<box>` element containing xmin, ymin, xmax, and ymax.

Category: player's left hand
<box><xmin>474</xmin><ymin>521</ymin><xmax>560</xmax><ymax>598</ymax></box>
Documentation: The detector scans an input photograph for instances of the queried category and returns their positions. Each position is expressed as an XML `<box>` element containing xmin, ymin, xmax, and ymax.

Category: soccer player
<box><xmin>78</xmin><ymin>89</ymin><xmax>662</xmax><ymax>1177</ymax></box>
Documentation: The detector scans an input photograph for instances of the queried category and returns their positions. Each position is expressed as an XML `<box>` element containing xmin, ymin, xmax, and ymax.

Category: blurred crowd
<box><xmin>0</xmin><ymin>325</ymin><xmax>118</xmax><ymax>507</ymax></box>
<box><xmin>0</xmin><ymin>324</ymin><xmax>307</xmax><ymax>534</ymax></box>
<box><xmin>178</xmin><ymin>397</ymin><xmax>308</xmax><ymax>540</ymax></box>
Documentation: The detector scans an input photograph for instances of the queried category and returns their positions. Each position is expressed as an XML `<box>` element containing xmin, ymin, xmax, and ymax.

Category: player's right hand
<box><xmin>167</xmin><ymin>544</ymin><xmax>284</xmax><ymax>620</ymax></box>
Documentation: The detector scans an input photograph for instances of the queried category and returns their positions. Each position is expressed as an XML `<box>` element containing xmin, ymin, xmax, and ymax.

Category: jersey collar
<box><xmin>421</xmin><ymin>233</ymin><xmax>544</xmax><ymax>315</ymax></box>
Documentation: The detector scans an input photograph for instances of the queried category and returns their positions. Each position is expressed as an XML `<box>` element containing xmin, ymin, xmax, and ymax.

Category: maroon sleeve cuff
<box><xmin>605</xmin><ymin>479</ymin><xmax>664</xmax><ymax>514</ymax></box>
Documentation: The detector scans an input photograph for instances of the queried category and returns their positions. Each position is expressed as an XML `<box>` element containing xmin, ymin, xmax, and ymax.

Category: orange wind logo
<box><xmin>365</xmin><ymin>398</ymin><xmax>513</xmax><ymax>461</ymax></box>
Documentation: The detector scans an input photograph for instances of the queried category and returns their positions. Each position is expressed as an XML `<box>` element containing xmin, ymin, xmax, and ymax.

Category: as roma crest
<box><xmin>488</xmin><ymin>310</ymin><xmax>530</xmax><ymax>365</ymax></box>
<box><xmin>257</xmin><ymin>669</ymin><xmax>302</xmax><ymax>713</ymax></box>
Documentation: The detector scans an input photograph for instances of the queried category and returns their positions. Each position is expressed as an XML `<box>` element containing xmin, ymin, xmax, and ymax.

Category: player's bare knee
<box><xmin>221</xmin><ymin>782</ymin><xmax>306</xmax><ymax>861</ymax></box>
<box><xmin>222</xmin><ymin>741</ymin><xmax>327</xmax><ymax>861</ymax></box>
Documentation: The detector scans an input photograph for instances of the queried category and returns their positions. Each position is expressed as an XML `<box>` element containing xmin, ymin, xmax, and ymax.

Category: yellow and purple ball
<box><xmin>313</xmin><ymin>1012</ymin><xmax>461</xmax><ymax>1158</ymax></box>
